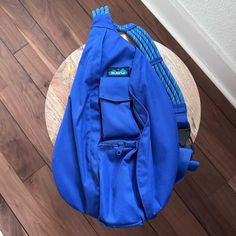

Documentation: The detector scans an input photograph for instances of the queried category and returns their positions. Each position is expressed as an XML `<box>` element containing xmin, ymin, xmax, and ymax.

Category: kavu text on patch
<box><xmin>107</xmin><ymin>67</ymin><xmax>131</xmax><ymax>77</ymax></box>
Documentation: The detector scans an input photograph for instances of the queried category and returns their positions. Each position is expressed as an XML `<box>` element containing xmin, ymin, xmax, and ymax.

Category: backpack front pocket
<box><xmin>99</xmin><ymin>77</ymin><xmax>140</xmax><ymax>141</ymax></box>
<box><xmin>97</xmin><ymin>140</ymin><xmax>145</xmax><ymax>226</ymax></box>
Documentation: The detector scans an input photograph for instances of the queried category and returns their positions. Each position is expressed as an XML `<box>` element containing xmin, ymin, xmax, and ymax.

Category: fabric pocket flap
<box><xmin>99</xmin><ymin>77</ymin><xmax>130</xmax><ymax>101</ymax></box>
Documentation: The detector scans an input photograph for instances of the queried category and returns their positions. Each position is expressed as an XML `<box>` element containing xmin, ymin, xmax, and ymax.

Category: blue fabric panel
<box><xmin>99</xmin><ymin>77</ymin><xmax>140</xmax><ymax>140</ymax></box>
<box><xmin>97</xmin><ymin>140</ymin><xmax>145</xmax><ymax>226</ymax></box>
<box><xmin>99</xmin><ymin>77</ymin><xmax>130</xmax><ymax>101</ymax></box>
<box><xmin>52</xmin><ymin>10</ymin><xmax>180</xmax><ymax>227</ymax></box>
<box><xmin>129</xmin><ymin>49</ymin><xmax>179</xmax><ymax>218</ymax></box>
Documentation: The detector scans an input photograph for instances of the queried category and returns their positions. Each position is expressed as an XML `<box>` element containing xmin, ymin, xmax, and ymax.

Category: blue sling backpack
<box><xmin>52</xmin><ymin>6</ymin><xmax>200</xmax><ymax>228</ymax></box>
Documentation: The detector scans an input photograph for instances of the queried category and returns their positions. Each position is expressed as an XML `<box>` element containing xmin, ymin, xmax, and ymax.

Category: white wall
<box><xmin>142</xmin><ymin>0</ymin><xmax>236</xmax><ymax>107</ymax></box>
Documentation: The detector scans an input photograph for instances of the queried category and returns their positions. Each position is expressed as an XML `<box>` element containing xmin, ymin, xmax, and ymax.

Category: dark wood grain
<box><xmin>151</xmin><ymin>192</ymin><xmax>208</xmax><ymax>236</ymax></box>
<box><xmin>229</xmin><ymin>175</ymin><xmax>236</xmax><ymax>192</ymax></box>
<box><xmin>195</xmin><ymin>86</ymin><xmax>236</xmax><ymax>180</ymax></box>
<box><xmin>86</xmin><ymin>215</ymin><xmax>159</xmax><ymax>236</ymax></box>
<box><xmin>149</xmin><ymin>214</ymin><xmax>178</xmax><ymax>236</ymax></box>
<box><xmin>15</xmin><ymin>44</ymin><xmax>53</xmax><ymax>96</ymax></box>
<box><xmin>209</xmin><ymin>184</ymin><xmax>236</xmax><ymax>231</ymax></box>
<box><xmin>0</xmin><ymin>40</ymin><xmax>53</xmax><ymax>166</ymax></box>
<box><xmin>0</xmin><ymin>101</ymin><xmax>45</xmax><ymax>181</ymax></box>
<box><xmin>186</xmin><ymin>145</ymin><xmax>225</xmax><ymax>196</ymax></box>
<box><xmin>185</xmin><ymin>58</ymin><xmax>236</xmax><ymax>127</ymax></box>
<box><xmin>0</xmin><ymin>0</ymin><xmax>65</xmax><ymax>73</ymax></box>
<box><xmin>0</xmin><ymin>195</ymin><xmax>28</xmax><ymax>236</ymax></box>
<box><xmin>0</xmin><ymin>152</ymin><xmax>73</xmax><ymax>236</ymax></box>
<box><xmin>177</xmin><ymin>180</ymin><xmax>236</xmax><ymax>236</ymax></box>
<box><xmin>21</xmin><ymin>0</ymin><xmax>91</xmax><ymax>56</ymax></box>
<box><xmin>175</xmin><ymin>146</ymin><xmax>236</xmax><ymax>236</ymax></box>
<box><xmin>0</xmin><ymin>7</ymin><xmax>27</xmax><ymax>54</ymax></box>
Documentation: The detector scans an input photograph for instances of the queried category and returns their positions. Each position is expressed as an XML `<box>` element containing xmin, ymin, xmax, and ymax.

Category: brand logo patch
<box><xmin>107</xmin><ymin>67</ymin><xmax>131</xmax><ymax>77</ymax></box>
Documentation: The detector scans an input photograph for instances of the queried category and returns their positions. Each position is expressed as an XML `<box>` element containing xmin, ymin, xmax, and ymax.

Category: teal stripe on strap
<box><xmin>92</xmin><ymin>5</ymin><xmax>110</xmax><ymax>17</ymax></box>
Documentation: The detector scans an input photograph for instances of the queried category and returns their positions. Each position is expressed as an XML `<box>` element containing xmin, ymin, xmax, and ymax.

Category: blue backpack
<box><xmin>52</xmin><ymin>6</ymin><xmax>199</xmax><ymax>228</ymax></box>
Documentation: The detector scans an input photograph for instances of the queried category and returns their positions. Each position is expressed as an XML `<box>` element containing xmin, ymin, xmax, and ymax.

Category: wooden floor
<box><xmin>0</xmin><ymin>0</ymin><xmax>235</xmax><ymax>235</ymax></box>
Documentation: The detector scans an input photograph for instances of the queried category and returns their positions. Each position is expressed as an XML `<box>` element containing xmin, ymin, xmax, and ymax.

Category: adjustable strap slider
<box><xmin>150</xmin><ymin>57</ymin><xmax>163</xmax><ymax>66</ymax></box>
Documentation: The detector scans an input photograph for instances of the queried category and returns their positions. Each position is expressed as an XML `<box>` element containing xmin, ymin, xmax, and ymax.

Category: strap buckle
<box><xmin>178</xmin><ymin>126</ymin><xmax>193</xmax><ymax>148</ymax></box>
<box><xmin>178</xmin><ymin>125</ymin><xmax>199</xmax><ymax>171</ymax></box>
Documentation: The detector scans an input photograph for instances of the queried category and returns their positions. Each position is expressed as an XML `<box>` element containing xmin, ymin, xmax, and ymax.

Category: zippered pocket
<box><xmin>99</xmin><ymin>77</ymin><xmax>140</xmax><ymax>141</ymax></box>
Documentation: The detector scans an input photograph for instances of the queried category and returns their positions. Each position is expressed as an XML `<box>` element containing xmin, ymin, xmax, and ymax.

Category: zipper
<box><xmin>116</xmin><ymin>142</ymin><xmax>125</xmax><ymax>156</ymax></box>
<box><xmin>98</xmin><ymin>140</ymin><xmax>138</xmax><ymax>156</ymax></box>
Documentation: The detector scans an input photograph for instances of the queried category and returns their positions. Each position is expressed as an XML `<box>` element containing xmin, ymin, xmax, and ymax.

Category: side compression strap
<box><xmin>92</xmin><ymin>6</ymin><xmax>200</xmax><ymax>182</ymax></box>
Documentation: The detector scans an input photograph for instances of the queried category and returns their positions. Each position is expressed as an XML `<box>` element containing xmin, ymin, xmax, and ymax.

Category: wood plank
<box><xmin>150</xmin><ymin>192</ymin><xmax>208</xmax><ymax>236</ymax></box>
<box><xmin>195</xmin><ymin>86</ymin><xmax>236</xmax><ymax>180</ymax></box>
<box><xmin>0</xmin><ymin>38</ymin><xmax>22</xmax><ymax>88</ymax></box>
<box><xmin>0</xmin><ymin>101</ymin><xmax>45</xmax><ymax>181</ymax></box>
<box><xmin>209</xmin><ymin>184</ymin><xmax>236</xmax><ymax>232</ymax></box>
<box><xmin>149</xmin><ymin>214</ymin><xmax>178</xmax><ymax>236</ymax></box>
<box><xmin>0</xmin><ymin>7</ymin><xmax>27</xmax><ymax>54</ymax></box>
<box><xmin>188</xmin><ymin>147</ymin><xmax>225</xmax><ymax>196</ymax></box>
<box><xmin>0</xmin><ymin>40</ymin><xmax>53</xmax><ymax>166</ymax></box>
<box><xmin>15</xmin><ymin>44</ymin><xmax>53</xmax><ymax>96</ymax></box>
<box><xmin>185</xmin><ymin>58</ymin><xmax>236</xmax><ymax>127</ymax></box>
<box><xmin>24</xmin><ymin>165</ymin><xmax>97</xmax><ymax>236</ymax></box>
<box><xmin>175</xmin><ymin>146</ymin><xmax>236</xmax><ymax>236</ymax></box>
<box><xmin>228</xmin><ymin>174</ymin><xmax>236</xmax><ymax>193</ymax></box>
<box><xmin>0</xmin><ymin>152</ymin><xmax>73</xmax><ymax>236</ymax></box>
<box><xmin>125</xmin><ymin>0</ymin><xmax>189</xmax><ymax>61</ymax></box>
<box><xmin>177</xmin><ymin>180</ymin><xmax>236</xmax><ymax>236</ymax></box>
<box><xmin>0</xmin><ymin>0</ymin><xmax>64</xmax><ymax>74</ymax></box>
<box><xmin>21</xmin><ymin>0</ymin><xmax>91</xmax><ymax>56</ymax></box>
<box><xmin>0</xmin><ymin>195</ymin><xmax>28</xmax><ymax>236</ymax></box>
<box><xmin>86</xmin><ymin>215</ymin><xmax>158</xmax><ymax>236</ymax></box>
<box><xmin>0</xmin><ymin>70</ymin><xmax>7</xmax><ymax>92</ymax></box>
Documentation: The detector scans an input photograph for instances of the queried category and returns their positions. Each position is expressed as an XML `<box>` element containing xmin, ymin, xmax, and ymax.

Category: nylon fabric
<box><xmin>52</xmin><ymin>6</ymin><xmax>199</xmax><ymax>228</ymax></box>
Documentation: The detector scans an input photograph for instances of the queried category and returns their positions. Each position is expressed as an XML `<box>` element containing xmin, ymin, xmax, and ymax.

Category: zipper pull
<box><xmin>116</xmin><ymin>142</ymin><xmax>124</xmax><ymax>156</ymax></box>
